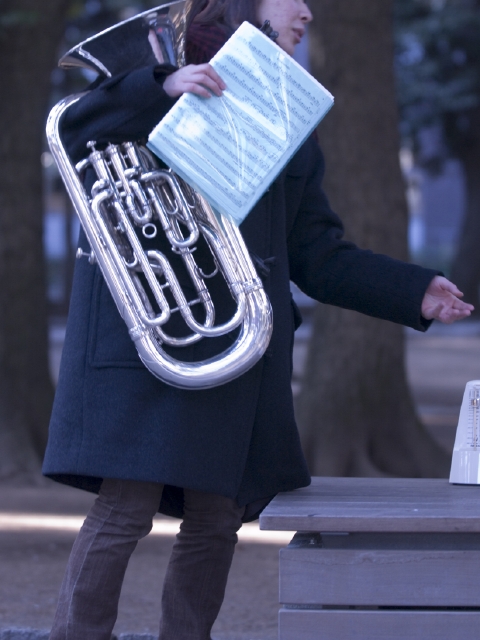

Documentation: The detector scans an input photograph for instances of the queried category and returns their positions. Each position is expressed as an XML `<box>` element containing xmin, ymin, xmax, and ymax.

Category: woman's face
<box><xmin>257</xmin><ymin>0</ymin><xmax>312</xmax><ymax>55</ymax></box>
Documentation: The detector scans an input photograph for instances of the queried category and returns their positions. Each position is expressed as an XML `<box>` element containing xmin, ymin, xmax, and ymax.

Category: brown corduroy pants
<box><xmin>49</xmin><ymin>478</ymin><xmax>245</xmax><ymax>640</ymax></box>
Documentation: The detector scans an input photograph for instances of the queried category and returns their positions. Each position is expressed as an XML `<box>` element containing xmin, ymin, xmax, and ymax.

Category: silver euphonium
<box><xmin>46</xmin><ymin>1</ymin><xmax>272</xmax><ymax>389</ymax></box>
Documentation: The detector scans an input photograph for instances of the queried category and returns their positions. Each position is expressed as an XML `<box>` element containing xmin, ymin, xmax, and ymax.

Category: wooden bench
<box><xmin>259</xmin><ymin>477</ymin><xmax>480</xmax><ymax>640</ymax></box>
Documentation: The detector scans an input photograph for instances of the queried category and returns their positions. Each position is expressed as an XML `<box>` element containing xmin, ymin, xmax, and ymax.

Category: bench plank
<box><xmin>260</xmin><ymin>477</ymin><xmax>480</xmax><ymax>533</ymax></box>
<box><xmin>279</xmin><ymin>609</ymin><xmax>480</xmax><ymax>640</ymax></box>
<box><xmin>280</xmin><ymin>546</ymin><xmax>480</xmax><ymax>606</ymax></box>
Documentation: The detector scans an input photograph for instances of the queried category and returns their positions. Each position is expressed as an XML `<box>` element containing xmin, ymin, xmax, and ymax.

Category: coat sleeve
<box><xmin>61</xmin><ymin>64</ymin><xmax>178</xmax><ymax>162</ymax></box>
<box><xmin>286</xmin><ymin>138</ymin><xmax>439</xmax><ymax>332</ymax></box>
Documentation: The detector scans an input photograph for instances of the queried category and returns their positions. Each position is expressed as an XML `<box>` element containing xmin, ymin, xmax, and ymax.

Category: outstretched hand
<box><xmin>163</xmin><ymin>64</ymin><xmax>226</xmax><ymax>99</ymax></box>
<box><xmin>421</xmin><ymin>275</ymin><xmax>474</xmax><ymax>324</ymax></box>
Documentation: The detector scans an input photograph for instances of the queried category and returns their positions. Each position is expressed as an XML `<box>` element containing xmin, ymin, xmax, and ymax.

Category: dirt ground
<box><xmin>1</xmin><ymin>320</ymin><xmax>480</xmax><ymax>638</ymax></box>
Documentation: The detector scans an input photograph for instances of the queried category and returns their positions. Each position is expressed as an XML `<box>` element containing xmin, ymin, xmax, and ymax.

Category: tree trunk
<box><xmin>295</xmin><ymin>0</ymin><xmax>449</xmax><ymax>477</ymax></box>
<box><xmin>0</xmin><ymin>0</ymin><xmax>70</xmax><ymax>481</ymax></box>
<box><xmin>449</xmin><ymin>105</ymin><xmax>480</xmax><ymax>314</ymax></box>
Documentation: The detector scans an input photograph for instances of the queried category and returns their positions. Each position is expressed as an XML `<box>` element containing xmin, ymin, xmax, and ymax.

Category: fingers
<box><xmin>439</xmin><ymin>277</ymin><xmax>463</xmax><ymax>298</ymax></box>
<box><xmin>425</xmin><ymin>295</ymin><xmax>474</xmax><ymax>324</ymax></box>
<box><xmin>163</xmin><ymin>64</ymin><xmax>226</xmax><ymax>98</ymax></box>
<box><xmin>452</xmin><ymin>296</ymin><xmax>474</xmax><ymax>311</ymax></box>
<box><xmin>428</xmin><ymin>275</ymin><xmax>463</xmax><ymax>298</ymax></box>
<box><xmin>181</xmin><ymin>65</ymin><xmax>226</xmax><ymax>97</ymax></box>
<box><xmin>196</xmin><ymin>64</ymin><xmax>227</xmax><ymax>95</ymax></box>
<box><xmin>422</xmin><ymin>277</ymin><xmax>474</xmax><ymax>324</ymax></box>
<box><xmin>438</xmin><ymin>306</ymin><xmax>472</xmax><ymax>324</ymax></box>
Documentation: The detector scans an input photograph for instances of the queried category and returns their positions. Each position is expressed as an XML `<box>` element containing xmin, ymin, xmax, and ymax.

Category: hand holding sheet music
<box><xmin>148</xmin><ymin>21</ymin><xmax>334</xmax><ymax>225</ymax></box>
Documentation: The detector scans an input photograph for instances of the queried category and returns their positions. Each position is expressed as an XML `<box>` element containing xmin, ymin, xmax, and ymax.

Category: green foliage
<box><xmin>395</xmin><ymin>0</ymin><xmax>480</xmax><ymax>160</ymax></box>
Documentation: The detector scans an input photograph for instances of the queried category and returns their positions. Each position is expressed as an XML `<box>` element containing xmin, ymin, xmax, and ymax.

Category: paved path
<box><xmin>1</xmin><ymin>318</ymin><xmax>479</xmax><ymax>638</ymax></box>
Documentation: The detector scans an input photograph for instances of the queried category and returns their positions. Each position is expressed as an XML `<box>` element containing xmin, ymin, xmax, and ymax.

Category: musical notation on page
<box><xmin>147</xmin><ymin>21</ymin><xmax>334</xmax><ymax>225</ymax></box>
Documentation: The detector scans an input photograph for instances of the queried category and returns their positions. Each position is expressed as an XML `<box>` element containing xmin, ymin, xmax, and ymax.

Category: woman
<box><xmin>45</xmin><ymin>1</ymin><xmax>473</xmax><ymax>638</ymax></box>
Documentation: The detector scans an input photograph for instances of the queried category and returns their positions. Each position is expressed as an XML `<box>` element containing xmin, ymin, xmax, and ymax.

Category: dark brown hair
<box><xmin>185</xmin><ymin>0</ymin><xmax>260</xmax><ymax>32</ymax></box>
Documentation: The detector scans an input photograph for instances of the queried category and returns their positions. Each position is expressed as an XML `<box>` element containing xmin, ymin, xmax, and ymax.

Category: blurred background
<box><xmin>1</xmin><ymin>0</ymin><xmax>480</xmax><ymax>483</ymax></box>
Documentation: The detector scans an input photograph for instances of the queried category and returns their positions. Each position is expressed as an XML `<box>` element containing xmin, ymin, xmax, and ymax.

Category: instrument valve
<box><xmin>76</xmin><ymin>248</ymin><xmax>97</xmax><ymax>265</ymax></box>
<box><xmin>124</xmin><ymin>167</ymin><xmax>141</xmax><ymax>179</ymax></box>
<box><xmin>75</xmin><ymin>158</ymin><xmax>91</xmax><ymax>175</ymax></box>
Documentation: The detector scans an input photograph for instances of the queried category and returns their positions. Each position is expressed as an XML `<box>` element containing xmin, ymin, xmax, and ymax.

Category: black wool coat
<box><xmin>42</xmin><ymin>63</ymin><xmax>438</xmax><ymax>521</ymax></box>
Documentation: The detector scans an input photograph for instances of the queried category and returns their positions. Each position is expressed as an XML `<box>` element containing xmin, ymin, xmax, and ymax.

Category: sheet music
<box><xmin>147</xmin><ymin>21</ymin><xmax>334</xmax><ymax>225</ymax></box>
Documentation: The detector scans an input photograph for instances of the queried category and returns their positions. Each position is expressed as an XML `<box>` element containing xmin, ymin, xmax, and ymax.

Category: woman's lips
<box><xmin>292</xmin><ymin>28</ymin><xmax>305</xmax><ymax>43</ymax></box>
